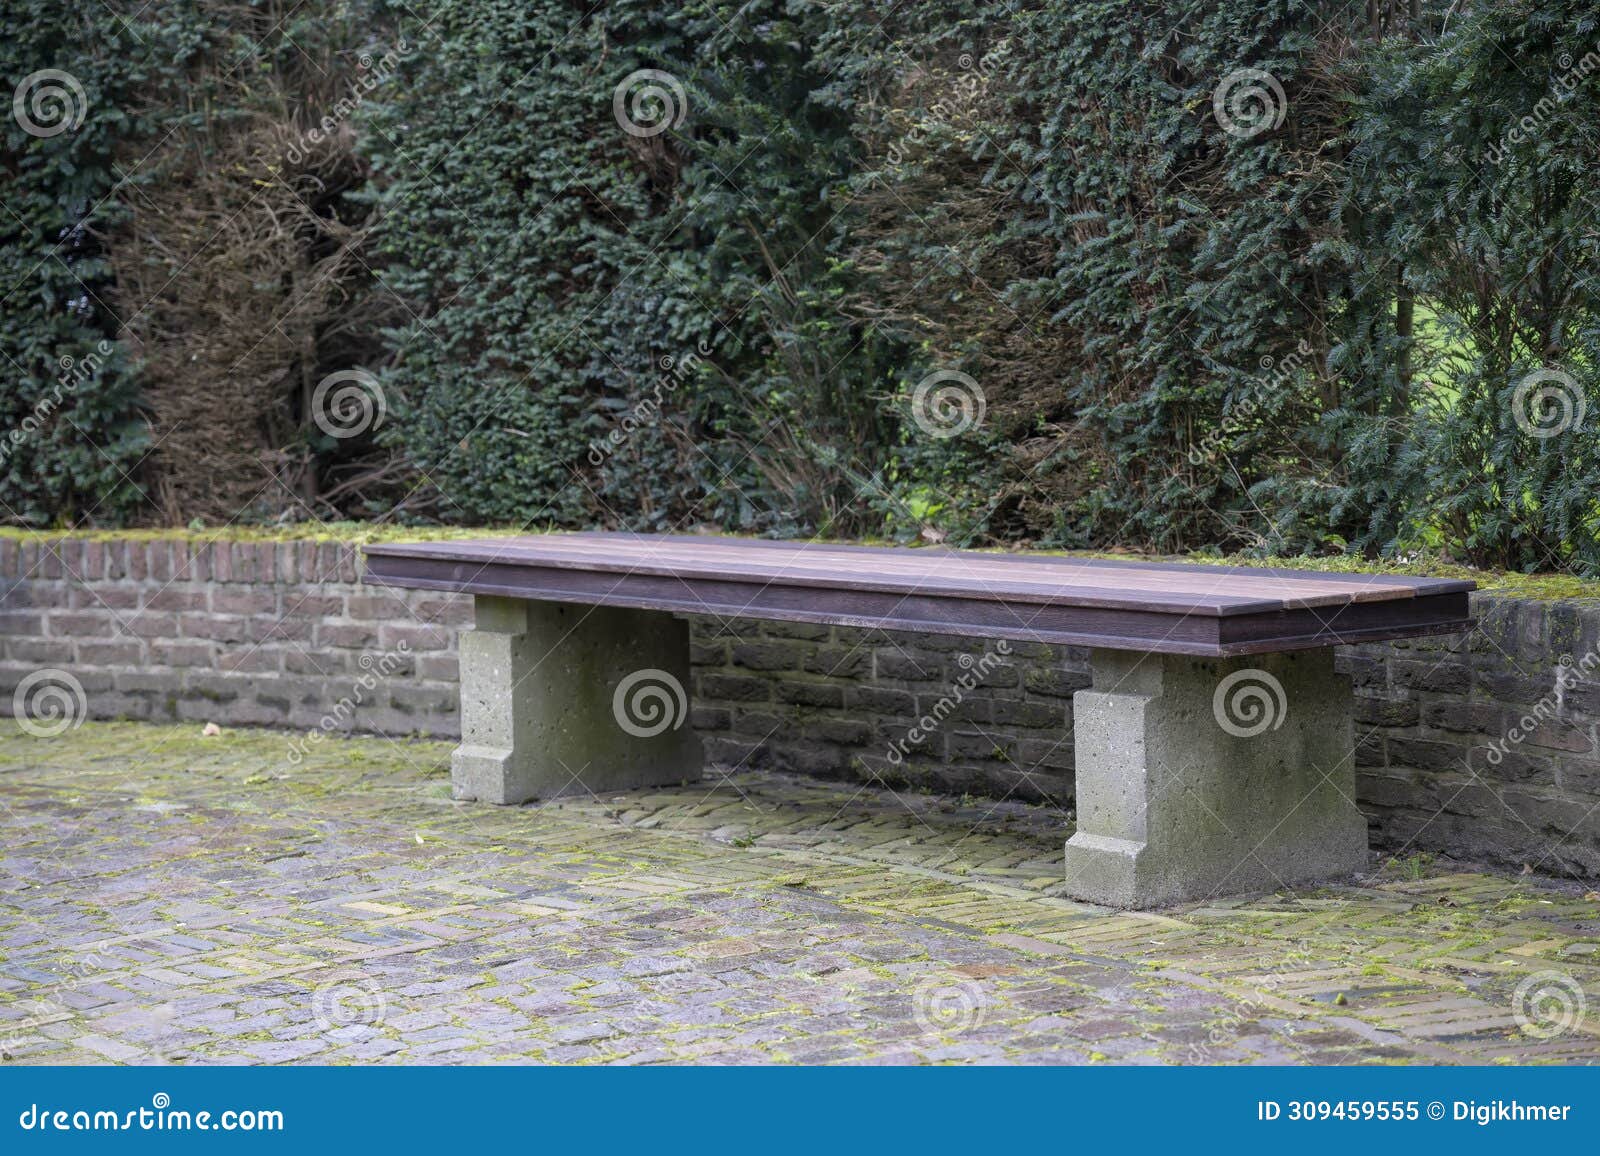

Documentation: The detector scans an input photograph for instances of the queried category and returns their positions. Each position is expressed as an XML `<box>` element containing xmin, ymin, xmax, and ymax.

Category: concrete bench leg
<box><xmin>1062</xmin><ymin>647</ymin><xmax>1366</xmax><ymax>908</ymax></box>
<box><xmin>451</xmin><ymin>596</ymin><xmax>703</xmax><ymax>804</ymax></box>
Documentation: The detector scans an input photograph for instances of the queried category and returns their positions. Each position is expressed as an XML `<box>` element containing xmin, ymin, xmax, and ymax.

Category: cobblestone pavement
<box><xmin>2</xmin><ymin>722</ymin><xmax>1597</xmax><ymax>1065</ymax></box>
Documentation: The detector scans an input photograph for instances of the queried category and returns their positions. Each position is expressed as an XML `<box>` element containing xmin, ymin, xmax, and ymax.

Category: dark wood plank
<box><xmin>366</xmin><ymin>533</ymin><xmax>1470</xmax><ymax>613</ymax></box>
<box><xmin>362</xmin><ymin>533</ymin><xmax>1477</xmax><ymax>657</ymax></box>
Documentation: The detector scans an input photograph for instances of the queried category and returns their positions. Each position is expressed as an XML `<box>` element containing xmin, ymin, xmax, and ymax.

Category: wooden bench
<box><xmin>363</xmin><ymin>533</ymin><xmax>1475</xmax><ymax>907</ymax></box>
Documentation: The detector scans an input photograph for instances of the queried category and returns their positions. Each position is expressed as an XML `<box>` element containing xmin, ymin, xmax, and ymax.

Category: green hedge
<box><xmin>2</xmin><ymin>1</ymin><xmax>1597</xmax><ymax>574</ymax></box>
<box><xmin>0</xmin><ymin>3</ymin><xmax>148</xmax><ymax>525</ymax></box>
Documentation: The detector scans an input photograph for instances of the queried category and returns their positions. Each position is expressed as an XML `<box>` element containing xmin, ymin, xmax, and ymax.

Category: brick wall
<box><xmin>0</xmin><ymin>538</ymin><xmax>464</xmax><ymax>739</ymax></box>
<box><xmin>2</xmin><ymin>536</ymin><xmax>1597</xmax><ymax>876</ymax></box>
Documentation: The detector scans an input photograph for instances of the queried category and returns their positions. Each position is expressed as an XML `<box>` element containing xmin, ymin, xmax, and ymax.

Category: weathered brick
<box><xmin>145</xmin><ymin>588</ymin><xmax>208</xmax><ymax>612</ymax></box>
<box><xmin>417</xmin><ymin>655</ymin><xmax>458</xmax><ymax>682</ymax></box>
<box><xmin>690</xmin><ymin>640</ymin><xmax>728</xmax><ymax>666</ymax></box>
<box><xmin>181</xmin><ymin>614</ymin><xmax>249</xmax><ymax>643</ymax></box>
<box><xmin>1556</xmin><ymin>758</ymin><xmax>1600</xmax><ymax>797</ymax></box>
<box><xmin>775</xmin><ymin>680</ymin><xmax>844</xmax><ymax>709</ymax></box>
<box><xmin>4</xmin><ymin>638</ymin><xmax>74</xmax><ymax>664</ymax></box>
<box><xmin>251</xmin><ymin>617</ymin><xmax>313</xmax><ymax>644</ymax></box>
<box><xmin>149</xmin><ymin>641</ymin><xmax>214</xmax><ymax>668</ymax></box>
<box><xmin>1418</xmin><ymin>698</ymin><xmax>1497</xmax><ymax>734</ymax></box>
<box><xmin>146</xmin><ymin>542</ymin><xmax>173</xmax><ymax>582</ymax></box>
<box><xmin>802</xmin><ymin>648</ymin><xmax>868</xmax><ymax>679</ymax></box>
<box><xmin>874</xmin><ymin>652</ymin><xmax>942</xmax><ymax>682</ymax></box>
<box><xmin>806</xmin><ymin>718</ymin><xmax>874</xmax><ymax>745</ymax></box>
<box><xmin>218</xmin><ymin>648</ymin><xmax>281</xmax><ymax>674</ymax></box>
<box><xmin>318</xmin><ymin>623</ymin><xmax>380</xmax><ymax>650</ymax></box>
<box><xmin>280</xmin><ymin>594</ymin><xmax>345</xmax><ymax>619</ymax></box>
<box><xmin>390</xmin><ymin>684</ymin><xmax>457</xmax><ymax>714</ymax></box>
<box><xmin>212</xmin><ymin>590</ymin><xmax>277</xmax><ymax>615</ymax></box>
<box><xmin>414</xmin><ymin>597</ymin><xmax>472</xmax><ymax>626</ymax></box>
<box><xmin>285</xmin><ymin>649</ymin><xmax>344</xmax><ymax>676</ymax></box>
<box><xmin>377</xmin><ymin>622</ymin><xmax>453</xmax><ymax>652</ymax></box>
<box><xmin>0</xmin><ymin>611</ymin><xmax>45</xmax><ymax>635</ymax></box>
<box><xmin>79</xmin><ymin>586</ymin><xmax>139</xmax><ymax>611</ymax></box>
<box><xmin>1356</xmin><ymin>694</ymin><xmax>1421</xmax><ymax>728</ymax></box>
<box><xmin>1473</xmin><ymin>668</ymin><xmax>1548</xmax><ymax>705</ymax></box>
<box><xmin>1390</xmin><ymin>660</ymin><xmax>1470</xmax><ymax>694</ymax></box>
<box><xmin>1520</xmin><ymin>719</ymin><xmax>1593</xmax><ymax>755</ymax></box>
<box><xmin>949</xmin><ymin>732</ymin><xmax>1016</xmax><ymax>762</ymax></box>
<box><xmin>847</xmin><ymin>686</ymin><xmax>916</xmax><ymax>716</ymax></box>
<box><xmin>698</xmin><ymin>674</ymin><xmax>773</xmax><ymax>703</ymax></box>
<box><xmin>1386</xmin><ymin>736</ymin><xmax>1466</xmax><ymax>772</ymax></box>
<box><xmin>990</xmin><ymin>698</ymin><xmax>1063</xmax><ymax>729</ymax></box>
<box><xmin>122</xmin><ymin>611</ymin><xmax>180</xmax><ymax>639</ymax></box>
<box><xmin>1015</xmin><ymin>737</ymin><xmax>1075</xmax><ymax>772</ymax></box>
<box><xmin>1338</xmin><ymin>651</ymin><xmax>1386</xmax><ymax>689</ymax></box>
<box><xmin>691</xmin><ymin>706</ymin><xmax>732</xmax><ymax>731</ymax></box>
<box><xmin>1023</xmin><ymin>668</ymin><xmax>1090</xmax><ymax>698</ymax></box>
<box><xmin>76</xmin><ymin>641</ymin><xmax>143</xmax><ymax>665</ymax></box>
<box><xmin>1466</xmin><ymin>745</ymin><xmax>1555</xmax><ymax>785</ymax></box>
<box><xmin>731</xmin><ymin>642</ymin><xmax>804</xmax><ymax>672</ymax></box>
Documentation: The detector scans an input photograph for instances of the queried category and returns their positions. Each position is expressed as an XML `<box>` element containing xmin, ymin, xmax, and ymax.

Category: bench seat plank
<box><xmin>364</xmin><ymin>533</ymin><xmax>1474</xmax><ymax>657</ymax></box>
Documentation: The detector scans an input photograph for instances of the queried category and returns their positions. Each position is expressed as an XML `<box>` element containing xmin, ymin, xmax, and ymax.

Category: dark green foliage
<box><xmin>0</xmin><ymin>3</ymin><xmax>148</xmax><ymax>526</ymax></box>
<box><xmin>3</xmin><ymin>0</ymin><xmax>1597</xmax><ymax>573</ymax></box>
<box><xmin>1345</xmin><ymin>0</ymin><xmax>1600</xmax><ymax>571</ymax></box>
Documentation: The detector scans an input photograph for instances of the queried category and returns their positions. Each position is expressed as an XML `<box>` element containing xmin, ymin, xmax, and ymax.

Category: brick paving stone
<box><xmin>1</xmin><ymin>720</ymin><xmax>1597</xmax><ymax>1066</ymax></box>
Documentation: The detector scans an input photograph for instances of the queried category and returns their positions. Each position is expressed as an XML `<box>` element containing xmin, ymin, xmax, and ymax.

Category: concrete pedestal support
<box><xmin>1062</xmin><ymin>647</ymin><xmax>1367</xmax><ymax>908</ymax></box>
<box><xmin>451</xmin><ymin>596</ymin><xmax>703</xmax><ymax>804</ymax></box>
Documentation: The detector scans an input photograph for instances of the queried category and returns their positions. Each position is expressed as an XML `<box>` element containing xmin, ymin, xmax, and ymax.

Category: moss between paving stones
<box><xmin>4</xmin><ymin>719</ymin><xmax>1598</xmax><ymax>1066</ymax></box>
<box><xmin>3</xmin><ymin>525</ymin><xmax>1597</xmax><ymax>602</ymax></box>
